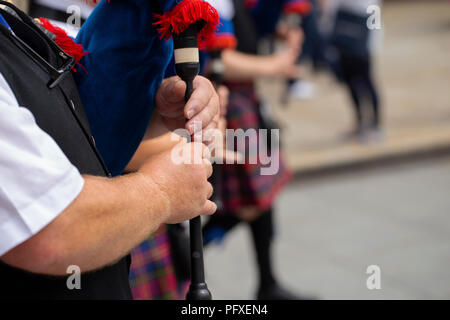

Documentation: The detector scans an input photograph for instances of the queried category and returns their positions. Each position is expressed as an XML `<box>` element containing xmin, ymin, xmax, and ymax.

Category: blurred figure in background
<box><xmin>202</xmin><ymin>0</ymin><xmax>313</xmax><ymax>300</ymax></box>
<box><xmin>284</xmin><ymin>0</ymin><xmax>328</xmax><ymax>101</ymax></box>
<box><xmin>299</xmin><ymin>0</ymin><xmax>327</xmax><ymax>71</ymax></box>
<box><xmin>329</xmin><ymin>0</ymin><xmax>382</xmax><ymax>142</ymax></box>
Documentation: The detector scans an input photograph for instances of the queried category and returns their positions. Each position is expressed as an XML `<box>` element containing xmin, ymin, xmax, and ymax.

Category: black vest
<box><xmin>0</xmin><ymin>3</ymin><xmax>132</xmax><ymax>299</ymax></box>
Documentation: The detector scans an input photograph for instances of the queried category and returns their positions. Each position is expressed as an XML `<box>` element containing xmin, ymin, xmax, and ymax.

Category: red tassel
<box><xmin>39</xmin><ymin>18</ymin><xmax>88</xmax><ymax>72</ymax></box>
<box><xmin>203</xmin><ymin>34</ymin><xmax>237</xmax><ymax>52</ymax></box>
<box><xmin>283</xmin><ymin>1</ymin><xmax>313</xmax><ymax>16</ymax></box>
<box><xmin>153</xmin><ymin>0</ymin><xmax>220</xmax><ymax>47</ymax></box>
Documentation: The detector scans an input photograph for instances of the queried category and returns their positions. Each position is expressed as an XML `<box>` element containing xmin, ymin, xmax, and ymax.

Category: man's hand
<box><xmin>127</xmin><ymin>77</ymin><xmax>221</xmax><ymax>173</ymax></box>
<box><xmin>1</xmin><ymin>141</ymin><xmax>216</xmax><ymax>275</ymax></box>
<box><xmin>138</xmin><ymin>141</ymin><xmax>216</xmax><ymax>224</ymax></box>
<box><xmin>155</xmin><ymin>76</ymin><xmax>220</xmax><ymax>138</ymax></box>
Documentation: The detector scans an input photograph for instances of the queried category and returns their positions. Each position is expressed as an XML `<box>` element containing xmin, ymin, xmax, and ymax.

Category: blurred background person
<box><xmin>282</xmin><ymin>0</ymin><xmax>328</xmax><ymax>101</ymax></box>
<box><xmin>329</xmin><ymin>0</ymin><xmax>382</xmax><ymax>142</ymax></box>
<box><xmin>201</xmin><ymin>0</ymin><xmax>314</xmax><ymax>300</ymax></box>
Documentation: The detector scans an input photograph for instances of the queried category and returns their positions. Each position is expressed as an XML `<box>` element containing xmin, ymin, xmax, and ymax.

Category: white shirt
<box><xmin>205</xmin><ymin>0</ymin><xmax>235</xmax><ymax>20</ymax></box>
<box><xmin>0</xmin><ymin>72</ymin><xmax>84</xmax><ymax>256</ymax></box>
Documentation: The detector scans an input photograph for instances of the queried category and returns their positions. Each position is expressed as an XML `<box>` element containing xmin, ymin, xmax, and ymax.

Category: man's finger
<box><xmin>162</xmin><ymin>77</ymin><xmax>186</xmax><ymax>104</ymax></box>
<box><xmin>206</xmin><ymin>182</ymin><xmax>214</xmax><ymax>199</ymax></box>
<box><xmin>202</xmin><ymin>143</ymin><xmax>212</xmax><ymax>160</ymax></box>
<box><xmin>184</xmin><ymin>76</ymin><xmax>214</xmax><ymax>120</ymax></box>
<box><xmin>186</xmin><ymin>96</ymin><xmax>219</xmax><ymax>134</ymax></box>
<box><xmin>203</xmin><ymin>158</ymin><xmax>213</xmax><ymax>178</ymax></box>
<box><xmin>156</xmin><ymin>77</ymin><xmax>186</xmax><ymax>119</ymax></box>
<box><xmin>201</xmin><ymin>200</ymin><xmax>217</xmax><ymax>216</ymax></box>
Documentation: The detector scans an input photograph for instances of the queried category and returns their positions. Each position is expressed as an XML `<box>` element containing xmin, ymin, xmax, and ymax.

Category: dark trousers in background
<box><xmin>339</xmin><ymin>52</ymin><xmax>380</xmax><ymax>130</ymax></box>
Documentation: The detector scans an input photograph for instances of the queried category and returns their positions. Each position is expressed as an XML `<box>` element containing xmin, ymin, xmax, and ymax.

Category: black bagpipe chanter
<box><xmin>154</xmin><ymin>0</ymin><xmax>220</xmax><ymax>300</ymax></box>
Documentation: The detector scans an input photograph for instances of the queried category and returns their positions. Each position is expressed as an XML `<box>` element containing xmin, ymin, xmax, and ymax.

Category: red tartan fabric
<box><xmin>129</xmin><ymin>225</ymin><xmax>181</xmax><ymax>300</ymax></box>
<box><xmin>221</xmin><ymin>82</ymin><xmax>293</xmax><ymax>214</ymax></box>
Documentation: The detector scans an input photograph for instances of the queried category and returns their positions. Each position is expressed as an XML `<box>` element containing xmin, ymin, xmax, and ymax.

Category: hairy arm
<box><xmin>125</xmin><ymin>114</ymin><xmax>183</xmax><ymax>172</ymax></box>
<box><xmin>1</xmin><ymin>173</ymin><xmax>169</xmax><ymax>276</ymax></box>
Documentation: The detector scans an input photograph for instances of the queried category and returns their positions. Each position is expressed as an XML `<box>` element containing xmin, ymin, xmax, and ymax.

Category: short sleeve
<box><xmin>0</xmin><ymin>73</ymin><xmax>85</xmax><ymax>256</ymax></box>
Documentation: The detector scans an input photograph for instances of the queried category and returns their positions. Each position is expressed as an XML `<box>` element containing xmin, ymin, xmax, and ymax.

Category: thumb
<box><xmin>160</xmin><ymin>77</ymin><xmax>186</xmax><ymax>104</ymax></box>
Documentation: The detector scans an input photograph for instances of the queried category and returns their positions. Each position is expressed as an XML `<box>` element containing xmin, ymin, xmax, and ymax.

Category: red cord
<box><xmin>39</xmin><ymin>18</ymin><xmax>88</xmax><ymax>72</ymax></box>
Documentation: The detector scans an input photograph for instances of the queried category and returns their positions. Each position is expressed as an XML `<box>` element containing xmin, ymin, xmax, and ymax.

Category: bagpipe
<box><xmin>154</xmin><ymin>0</ymin><xmax>219</xmax><ymax>300</ymax></box>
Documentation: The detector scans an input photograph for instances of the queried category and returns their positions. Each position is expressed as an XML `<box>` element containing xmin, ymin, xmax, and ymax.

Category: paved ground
<box><xmin>203</xmin><ymin>2</ymin><xmax>450</xmax><ymax>299</ymax></box>
<box><xmin>259</xmin><ymin>0</ymin><xmax>450</xmax><ymax>172</ymax></box>
<box><xmin>204</xmin><ymin>155</ymin><xmax>450</xmax><ymax>300</ymax></box>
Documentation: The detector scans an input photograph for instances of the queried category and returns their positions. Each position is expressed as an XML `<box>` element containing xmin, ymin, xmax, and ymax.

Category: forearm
<box><xmin>126</xmin><ymin>132</ymin><xmax>182</xmax><ymax>172</ymax></box>
<box><xmin>222</xmin><ymin>49</ymin><xmax>275</xmax><ymax>81</ymax></box>
<box><xmin>1</xmin><ymin>173</ymin><xmax>169</xmax><ymax>275</ymax></box>
<box><xmin>125</xmin><ymin>113</ymin><xmax>184</xmax><ymax>172</ymax></box>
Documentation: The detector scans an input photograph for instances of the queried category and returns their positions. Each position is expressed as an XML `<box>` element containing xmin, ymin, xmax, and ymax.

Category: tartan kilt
<box><xmin>221</xmin><ymin>82</ymin><xmax>293</xmax><ymax>214</ymax></box>
<box><xmin>129</xmin><ymin>225</ymin><xmax>181</xmax><ymax>300</ymax></box>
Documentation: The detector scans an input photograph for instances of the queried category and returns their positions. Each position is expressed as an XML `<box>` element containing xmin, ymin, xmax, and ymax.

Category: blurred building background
<box><xmin>205</xmin><ymin>0</ymin><xmax>450</xmax><ymax>299</ymax></box>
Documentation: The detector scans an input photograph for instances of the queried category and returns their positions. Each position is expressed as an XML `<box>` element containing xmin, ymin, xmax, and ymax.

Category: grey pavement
<box><xmin>204</xmin><ymin>156</ymin><xmax>450</xmax><ymax>300</ymax></box>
